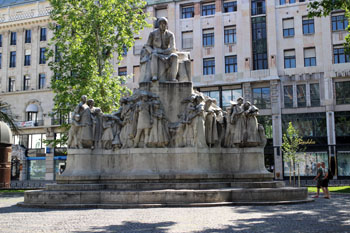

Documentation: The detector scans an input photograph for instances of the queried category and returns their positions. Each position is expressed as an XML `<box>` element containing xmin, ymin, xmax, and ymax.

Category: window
<box><xmin>23</xmin><ymin>75</ymin><xmax>30</xmax><ymax>91</ymax></box>
<box><xmin>155</xmin><ymin>8</ymin><xmax>167</xmax><ymax>18</ymax></box>
<box><xmin>0</xmin><ymin>34</ymin><xmax>2</xmax><ymax>47</ymax></box>
<box><xmin>24</xmin><ymin>55</ymin><xmax>31</xmax><ymax>66</ymax></box>
<box><xmin>202</xmin><ymin>3</ymin><xmax>215</xmax><ymax>16</ymax></box>
<box><xmin>182</xmin><ymin>31</ymin><xmax>193</xmax><ymax>49</ymax></box>
<box><xmin>297</xmin><ymin>84</ymin><xmax>306</xmax><ymax>107</ymax></box>
<box><xmin>222</xmin><ymin>89</ymin><xmax>242</xmax><ymax>107</ymax></box>
<box><xmin>0</xmin><ymin>53</ymin><xmax>2</xmax><ymax>69</ymax></box>
<box><xmin>335</xmin><ymin>81</ymin><xmax>350</xmax><ymax>105</ymax></box>
<box><xmin>302</xmin><ymin>17</ymin><xmax>314</xmax><ymax>34</ymax></box>
<box><xmin>24</xmin><ymin>49</ymin><xmax>31</xmax><ymax>66</ymax></box>
<box><xmin>289</xmin><ymin>0</ymin><xmax>296</xmax><ymax>3</ymax></box>
<box><xmin>118</xmin><ymin>67</ymin><xmax>127</xmax><ymax>76</ymax></box>
<box><xmin>223</xmin><ymin>1</ymin><xmax>237</xmax><ymax>13</ymax></box>
<box><xmin>310</xmin><ymin>83</ymin><xmax>320</xmax><ymax>107</ymax></box>
<box><xmin>182</xmin><ymin>6</ymin><xmax>194</xmax><ymax>19</ymax></box>
<box><xmin>284</xmin><ymin>85</ymin><xmax>293</xmax><ymax>108</ymax></box>
<box><xmin>25</xmin><ymin>29</ymin><xmax>31</xmax><ymax>43</ymax></box>
<box><xmin>27</xmin><ymin>112</ymin><xmax>37</xmax><ymax>122</ymax></box>
<box><xmin>334</xmin><ymin>46</ymin><xmax>350</xmax><ymax>64</ymax></box>
<box><xmin>10</xmin><ymin>32</ymin><xmax>16</xmax><ymax>45</ymax></box>
<box><xmin>252</xmin><ymin>16</ymin><xmax>268</xmax><ymax>70</ymax></box>
<box><xmin>282</xmin><ymin>113</ymin><xmax>326</xmax><ymax>137</ymax></box>
<box><xmin>9</xmin><ymin>51</ymin><xmax>16</xmax><ymax>68</ymax></box>
<box><xmin>225</xmin><ymin>56</ymin><xmax>237</xmax><ymax>73</ymax></box>
<box><xmin>284</xmin><ymin>50</ymin><xmax>296</xmax><ymax>68</ymax></box>
<box><xmin>332</xmin><ymin>15</ymin><xmax>348</xmax><ymax>31</ymax></box>
<box><xmin>253</xmin><ymin>53</ymin><xmax>268</xmax><ymax>70</ymax></box>
<box><xmin>203</xmin><ymin>58</ymin><xmax>215</xmax><ymax>75</ymax></box>
<box><xmin>280</xmin><ymin>0</ymin><xmax>286</xmax><ymax>5</ymax></box>
<box><xmin>283</xmin><ymin>18</ymin><xmax>294</xmax><ymax>37</ymax></box>
<box><xmin>203</xmin><ymin>29</ymin><xmax>214</xmax><ymax>47</ymax></box>
<box><xmin>251</xmin><ymin>0</ymin><xmax>265</xmax><ymax>16</ymax></box>
<box><xmin>39</xmin><ymin>48</ymin><xmax>46</xmax><ymax>64</ymax></box>
<box><xmin>8</xmin><ymin>78</ymin><xmax>15</xmax><ymax>92</ymax></box>
<box><xmin>224</xmin><ymin>26</ymin><xmax>236</xmax><ymax>44</ymax></box>
<box><xmin>253</xmin><ymin>87</ymin><xmax>270</xmax><ymax>109</ymax></box>
<box><xmin>122</xmin><ymin>45</ymin><xmax>128</xmax><ymax>56</ymax></box>
<box><xmin>39</xmin><ymin>74</ymin><xmax>46</xmax><ymax>89</ymax></box>
<box><xmin>40</xmin><ymin>28</ymin><xmax>47</xmax><ymax>41</ymax></box>
<box><xmin>304</xmin><ymin>47</ymin><xmax>316</xmax><ymax>67</ymax></box>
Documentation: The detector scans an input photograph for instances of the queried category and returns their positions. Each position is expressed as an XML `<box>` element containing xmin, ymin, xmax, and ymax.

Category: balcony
<box><xmin>51</xmin><ymin>117</ymin><xmax>71</xmax><ymax>126</ymax></box>
<box><xmin>15</xmin><ymin>120</ymin><xmax>44</xmax><ymax>128</ymax></box>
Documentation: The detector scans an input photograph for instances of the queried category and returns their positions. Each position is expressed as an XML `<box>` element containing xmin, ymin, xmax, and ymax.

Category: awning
<box><xmin>25</xmin><ymin>104</ymin><xmax>38</xmax><ymax>112</ymax></box>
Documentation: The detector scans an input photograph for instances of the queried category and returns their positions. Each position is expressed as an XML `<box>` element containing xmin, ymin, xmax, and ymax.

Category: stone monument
<box><xmin>21</xmin><ymin>18</ymin><xmax>310</xmax><ymax>208</ymax></box>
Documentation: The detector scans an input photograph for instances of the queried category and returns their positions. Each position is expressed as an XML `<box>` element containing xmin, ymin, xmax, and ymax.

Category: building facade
<box><xmin>1</xmin><ymin>0</ymin><xmax>349</xmax><ymax>181</ymax></box>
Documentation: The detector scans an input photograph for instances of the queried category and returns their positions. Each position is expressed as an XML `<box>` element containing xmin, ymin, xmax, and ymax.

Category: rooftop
<box><xmin>0</xmin><ymin>0</ymin><xmax>46</xmax><ymax>8</ymax></box>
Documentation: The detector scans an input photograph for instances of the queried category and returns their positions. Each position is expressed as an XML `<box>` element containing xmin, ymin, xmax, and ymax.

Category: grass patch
<box><xmin>308</xmin><ymin>186</ymin><xmax>350</xmax><ymax>193</ymax></box>
<box><xmin>0</xmin><ymin>189</ymin><xmax>26</xmax><ymax>193</ymax></box>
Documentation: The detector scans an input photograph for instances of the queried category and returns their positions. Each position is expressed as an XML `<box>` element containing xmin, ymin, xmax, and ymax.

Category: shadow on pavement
<box><xmin>73</xmin><ymin>221</ymin><xmax>176</xmax><ymax>233</ymax></box>
<box><xmin>196</xmin><ymin>195</ymin><xmax>350</xmax><ymax>233</ymax></box>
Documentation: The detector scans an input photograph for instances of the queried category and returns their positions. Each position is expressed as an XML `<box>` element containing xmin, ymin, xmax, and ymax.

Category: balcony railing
<box><xmin>51</xmin><ymin>117</ymin><xmax>71</xmax><ymax>126</ymax></box>
<box><xmin>15</xmin><ymin>120</ymin><xmax>44</xmax><ymax>128</ymax></box>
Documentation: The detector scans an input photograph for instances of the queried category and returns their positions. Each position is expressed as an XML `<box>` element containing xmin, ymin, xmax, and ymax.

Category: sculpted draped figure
<box><xmin>140</xmin><ymin>17</ymin><xmax>191</xmax><ymax>82</ymax></box>
<box><xmin>67</xmin><ymin>94</ymin><xmax>267</xmax><ymax>149</ymax></box>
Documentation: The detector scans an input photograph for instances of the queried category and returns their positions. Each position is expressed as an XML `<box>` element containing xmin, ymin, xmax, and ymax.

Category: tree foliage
<box><xmin>47</xmin><ymin>0</ymin><xmax>149</xmax><ymax>117</ymax></box>
<box><xmin>308</xmin><ymin>0</ymin><xmax>350</xmax><ymax>52</ymax></box>
<box><xmin>282</xmin><ymin>122</ymin><xmax>305</xmax><ymax>186</ymax></box>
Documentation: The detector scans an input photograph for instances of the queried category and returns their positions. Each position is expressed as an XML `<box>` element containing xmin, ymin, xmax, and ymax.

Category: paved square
<box><xmin>0</xmin><ymin>194</ymin><xmax>349</xmax><ymax>233</ymax></box>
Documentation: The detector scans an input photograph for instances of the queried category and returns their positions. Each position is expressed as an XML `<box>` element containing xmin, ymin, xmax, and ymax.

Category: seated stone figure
<box><xmin>139</xmin><ymin>17</ymin><xmax>191</xmax><ymax>83</ymax></box>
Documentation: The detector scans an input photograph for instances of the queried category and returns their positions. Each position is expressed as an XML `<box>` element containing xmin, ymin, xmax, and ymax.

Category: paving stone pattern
<box><xmin>0</xmin><ymin>194</ymin><xmax>349</xmax><ymax>233</ymax></box>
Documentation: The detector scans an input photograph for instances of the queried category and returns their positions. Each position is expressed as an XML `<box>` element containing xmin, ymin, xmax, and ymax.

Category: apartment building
<box><xmin>1</xmin><ymin>0</ymin><xmax>349</xmax><ymax>181</ymax></box>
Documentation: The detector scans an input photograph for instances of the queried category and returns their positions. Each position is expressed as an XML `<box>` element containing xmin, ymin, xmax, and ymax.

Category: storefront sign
<box><xmin>299</xmin><ymin>139</ymin><xmax>316</xmax><ymax>145</ymax></box>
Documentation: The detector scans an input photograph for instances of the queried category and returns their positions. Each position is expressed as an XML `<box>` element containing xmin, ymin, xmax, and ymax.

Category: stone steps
<box><xmin>45</xmin><ymin>181</ymin><xmax>285</xmax><ymax>191</ymax></box>
<box><xmin>23</xmin><ymin>185</ymin><xmax>310</xmax><ymax>207</ymax></box>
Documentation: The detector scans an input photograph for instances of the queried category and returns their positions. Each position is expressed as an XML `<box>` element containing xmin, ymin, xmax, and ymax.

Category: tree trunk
<box><xmin>289</xmin><ymin>161</ymin><xmax>292</xmax><ymax>186</ymax></box>
<box><xmin>292</xmin><ymin>159</ymin><xmax>295</xmax><ymax>187</ymax></box>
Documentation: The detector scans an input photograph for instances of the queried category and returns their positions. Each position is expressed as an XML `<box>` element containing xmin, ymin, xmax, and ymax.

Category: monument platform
<box><xmin>20</xmin><ymin>181</ymin><xmax>311</xmax><ymax>208</ymax></box>
<box><xmin>20</xmin><ymin>148</ymin><xmax>311</xmax><ymax>208</ymax></box>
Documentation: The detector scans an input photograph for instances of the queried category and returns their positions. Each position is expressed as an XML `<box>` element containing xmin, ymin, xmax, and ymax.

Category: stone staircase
<box><xmin>19</xmin><ymin>181</ymin><xmax>311</xmax><ymax>208</ymax></box>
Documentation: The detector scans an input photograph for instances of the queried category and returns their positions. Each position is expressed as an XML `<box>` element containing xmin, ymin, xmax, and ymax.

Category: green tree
<box><xmin>47</xmin><ymin>0</ymin><xmax>149</xmax><ymax>117</ymax></box>
<box><xmin>308</xmin><ymin>0</ymin><xmax>350</xmax><ymax>52</ymax></box>
<box><xmin>282</xmin><ymin>122</ymin><xmax>305</xmax><ymax>187</ymax></box>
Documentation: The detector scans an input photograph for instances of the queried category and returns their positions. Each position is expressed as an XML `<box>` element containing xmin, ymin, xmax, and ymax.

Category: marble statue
<box><xmin>67</xmin><ymin>25</ymin><xmax>267</xmax><ymax>151</ymax></box>
<box><xmin>111</xmin><ymin>111</ymin><xmax>123</xmax><ymax>149</ymax></box>
<box><xmin>243</xmin><ymin>101</ymin><xmax>260</xmax><ymax>146</ymax></box>
<box><xmin>133</xmin><ymin>93</ymin><xmax>152</xmax><ymax>148</ymax></box>
<box><xmin>67</xmin><ymin>114</ymin><xmax>81</xmax><ymax>148</ymax></box>
<box><xmin>231</xmin><ymin>97</ymin><xmax>246</xmax><ymax>147</ymax></box>
<box><xmin>101</xmin><ymin>115</ymin><xmax>114</xmax><ymax>149</ymax></box>
<box><xmin>139</xmin><ymin>17</ymin><xmax>191</xmax><ymax>83</ymax></box>
<box><xmin>120</xmin><ymin>97</ymin><xmax>136</xmax><ymax>149</ymax></box>
<box><xmin>204</xmin><ymin>98</ymin><xmax>220</xmax><ymax>148</ymax></box>
<box><xmin>148</xmin><ymin>100</ymin><xmax>170</xmax><ymax>147</ymax></box>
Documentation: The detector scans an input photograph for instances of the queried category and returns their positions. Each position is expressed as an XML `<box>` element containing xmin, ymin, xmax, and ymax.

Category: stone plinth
<box><xmin>139</xmin><ymin>81</ymin><xmax>192</xmax><ymax>123</ymax></box>
<box><xmin>57</xmin><ymin>147</ymin><xmax>272</xmax><ymax>184</ymax></box>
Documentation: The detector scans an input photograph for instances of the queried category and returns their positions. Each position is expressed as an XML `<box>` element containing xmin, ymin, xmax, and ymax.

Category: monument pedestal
<box><xmin>20</xmin><ymin>147</ymin><xmax>312</xmax><ymax>208</ymax></box>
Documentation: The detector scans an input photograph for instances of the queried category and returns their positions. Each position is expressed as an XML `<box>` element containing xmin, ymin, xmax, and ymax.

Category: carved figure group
<box><xmin>67</xmin><ymin>22</ymin><xmax>266</xmax><ymax>150</ymax></box>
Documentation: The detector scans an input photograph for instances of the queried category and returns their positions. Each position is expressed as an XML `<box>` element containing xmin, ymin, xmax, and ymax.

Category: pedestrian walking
<box><xmin>312</xmin><ymin>163</ymin><xmax>322</xmax><ymax>198</ymax></box>
<box><xmin>321</xmin><ymin>162</ymin><xmax>331</xmax><ymax>199</ymax></box>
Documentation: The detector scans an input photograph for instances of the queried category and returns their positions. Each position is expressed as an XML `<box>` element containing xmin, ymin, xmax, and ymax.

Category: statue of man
<box><xmin>144</xmin><ymin>17</ymin><xmax>178</xmax><ymax>82</ymax></box>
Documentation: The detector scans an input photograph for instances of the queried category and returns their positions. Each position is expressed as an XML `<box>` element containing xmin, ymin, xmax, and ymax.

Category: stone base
<box><xmin>21</xmin><ymin>181</ymin><xmax>311</xmax><ymax>208</ymax></box>
<box><xmin>57</xmin><ymin>147</ymin><xmax>272</xmax><ymax>183</ymax></box>
<box><xmin>20</xmin><ymin>148</ymin><xmax>311</xmax><ymax>208</ymax></box>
